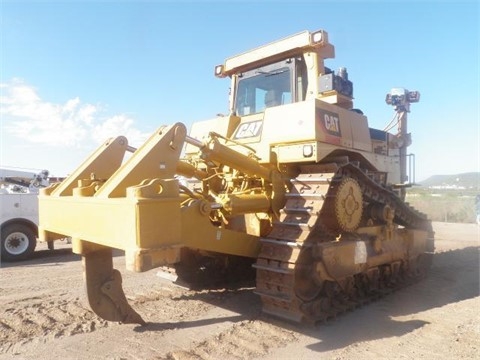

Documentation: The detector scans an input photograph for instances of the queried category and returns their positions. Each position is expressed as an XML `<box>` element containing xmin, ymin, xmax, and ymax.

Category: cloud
<box><xmin>93</xmin><ymin>115</ymin><xmax>148</xmax><ymax>146</ymax></box>
<box><xmin>0</xmin><ymin>79</ymin><xmax>149</xmax><ymax>148</ymax></box>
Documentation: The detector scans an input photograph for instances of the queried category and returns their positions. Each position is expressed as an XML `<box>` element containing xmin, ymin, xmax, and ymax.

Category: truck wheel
<box><xmin>1</xmin><ymin>224</ymin><xmax>37</xmax><ymax>262</ymax></box>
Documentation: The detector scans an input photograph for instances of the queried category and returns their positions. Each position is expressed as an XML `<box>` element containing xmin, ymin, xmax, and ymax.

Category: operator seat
<box><xmin>265</xmin><ymin>90</ymin><xmax>281</xmax><ymax>107</ymax></box>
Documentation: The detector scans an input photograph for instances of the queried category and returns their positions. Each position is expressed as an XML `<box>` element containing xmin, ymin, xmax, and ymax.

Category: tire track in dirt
<box><xmin>0</xmin><ymin>284</ymin><xmax>226</xmax><ymax>355</ymax></box>
<box><xmin>0</xmin><ymin>295</ymin><xmax>108</xmax><ymax>353</ymax></box>
<box><xmin>162</xmin><ymin>320</ymin><xmax>298</xmax><ymax>360</ymax></box>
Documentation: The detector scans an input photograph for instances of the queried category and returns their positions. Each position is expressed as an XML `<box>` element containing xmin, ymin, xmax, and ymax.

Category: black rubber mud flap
<box><xmin>83</xmin><ymin>248</ymin><xmax>146</xmax><ymax>325</ymax></box>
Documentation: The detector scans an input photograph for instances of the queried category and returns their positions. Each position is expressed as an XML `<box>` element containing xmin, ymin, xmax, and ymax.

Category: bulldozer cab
<box><xmin>215</xmin><ymin>29</ymin><xmax>340</xmax><ymax>116</ymax></box>
<box><xmin>234</xmin><ymin>58</ymin><xmax>297</xmax><ymax>115</ymax></box>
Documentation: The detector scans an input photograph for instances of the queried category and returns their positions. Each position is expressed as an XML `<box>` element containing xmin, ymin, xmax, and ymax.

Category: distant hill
<box><xmin>419</xmin><ymin>172</ymin><xmax>480</xmax><ymax>190</ymax></box>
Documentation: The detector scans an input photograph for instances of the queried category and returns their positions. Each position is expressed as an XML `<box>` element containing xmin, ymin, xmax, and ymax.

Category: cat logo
<box><xmin>318</xmin><ymin>109</ymin><xmax>341</xmax><ymax>137</ymax></box>
<box><xmin>234</xmin><ymin>120</ymin><xmax>263</xmax><ymax>139</ymax></box>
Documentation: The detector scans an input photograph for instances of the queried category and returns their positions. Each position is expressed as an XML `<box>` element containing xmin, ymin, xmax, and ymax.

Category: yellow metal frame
<box><xmin>39</xmin><ymin>122</ymin><xmax>261</xmax><ymax>272</ymax></box>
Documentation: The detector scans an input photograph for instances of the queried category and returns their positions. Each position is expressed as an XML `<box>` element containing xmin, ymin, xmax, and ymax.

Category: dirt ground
<box><xmin>0</xmin><ymin>222</ymin><xmax>479</xmax><ymax>360</ymax></box>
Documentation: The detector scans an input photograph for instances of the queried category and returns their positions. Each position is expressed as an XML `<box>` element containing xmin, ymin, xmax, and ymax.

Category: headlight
<box><xmin>303</xmin><ymin>144</ymin><xmax>314</xmax><ymax>158</ymax></box>
<box><xmin>385</xmin><ymin>88</ymin><xmax>420</xmax><ymax>106</ymax></box>
<box><xmin>311</xmin><ymin>31</ymin><xmax>324</xmax><ymax>44</ymax></box>
<box><xmin>214</xmin><ymin>64</ymin><xmax>224</xmax><ymax>77</ymax></box>
<box><xmin>407</xmin><ymin>91</ymin><xmax>420</xmax><ymax>103</ymax></box>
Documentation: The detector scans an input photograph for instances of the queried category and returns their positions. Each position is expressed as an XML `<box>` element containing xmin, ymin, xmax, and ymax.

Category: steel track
<box><xmin>253</xmin><ymin>163</ymin><xmax>434</xmax><ymax>323</ymax></box>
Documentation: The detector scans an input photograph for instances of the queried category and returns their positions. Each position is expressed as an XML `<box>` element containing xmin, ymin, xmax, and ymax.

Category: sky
<box><xmin>0</xmin><ymin>0</ymin><xmax>479</xmax><ymax>182</ymax></box>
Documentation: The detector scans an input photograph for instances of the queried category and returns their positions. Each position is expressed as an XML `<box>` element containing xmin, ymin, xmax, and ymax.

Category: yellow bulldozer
<box><xmin>39</xmin><ymin>29</ymin><xmax>434</xmax><ymax>325</ymax></box>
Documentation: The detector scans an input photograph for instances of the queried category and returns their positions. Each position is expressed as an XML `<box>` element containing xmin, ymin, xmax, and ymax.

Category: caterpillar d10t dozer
<box><xmin>39</xmin><ymin>29</ymin><xmax>434</xmax><ymax>325</ymax></box>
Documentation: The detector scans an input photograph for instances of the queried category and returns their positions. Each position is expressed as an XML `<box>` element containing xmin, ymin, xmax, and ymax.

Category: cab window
<box><xmin>235</xmin><ymin>60</ymin><xmax>293</xmax><ymax>116</ymax></box>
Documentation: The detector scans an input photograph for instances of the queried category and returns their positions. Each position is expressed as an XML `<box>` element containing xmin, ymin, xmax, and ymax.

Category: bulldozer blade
<box><xmin>83</xmin><ymin>248</ymin><xmax>146</xmax><ymax>325</ymax></box>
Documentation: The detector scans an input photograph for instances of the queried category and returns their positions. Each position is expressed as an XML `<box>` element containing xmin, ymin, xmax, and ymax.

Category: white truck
<box><xmin>0</xmin><ymin>168</ymin><xmax>52</xmax><ymax>261</ymax></box>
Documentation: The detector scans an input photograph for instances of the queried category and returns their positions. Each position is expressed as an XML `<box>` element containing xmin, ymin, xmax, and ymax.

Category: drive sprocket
<box><xmin>323</xmin><ymin>177</ymin><xmax>363</xmax><ymax>233</ymax></box>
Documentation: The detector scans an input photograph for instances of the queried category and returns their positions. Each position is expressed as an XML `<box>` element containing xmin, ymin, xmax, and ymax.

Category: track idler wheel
<box><xmin>83</xmin><ymin>248</ymin><xmax>146</xmax><ymax>325</ymax></box>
